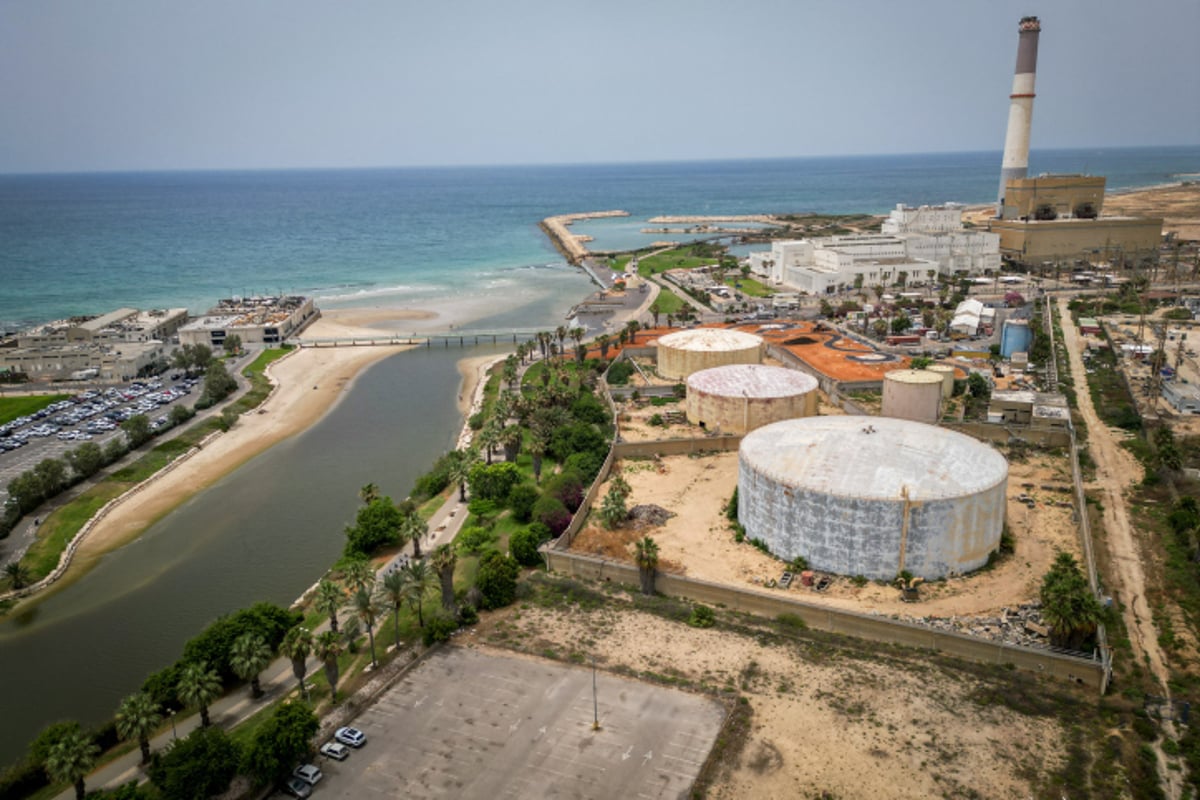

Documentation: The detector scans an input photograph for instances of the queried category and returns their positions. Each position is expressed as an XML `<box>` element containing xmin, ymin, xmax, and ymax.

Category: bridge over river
<box><xmin>293</xmin><ymin>328</ymin><xmax>545</xmax><ymax>348</ymax></box>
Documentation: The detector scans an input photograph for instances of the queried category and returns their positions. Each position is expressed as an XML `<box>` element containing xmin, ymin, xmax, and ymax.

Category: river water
<box><xmin>0</xmin><ymin>343</ymin><xmax>509</xmax><ymax>765</ymax></box>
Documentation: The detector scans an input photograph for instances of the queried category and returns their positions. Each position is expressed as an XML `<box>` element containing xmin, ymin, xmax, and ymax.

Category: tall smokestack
<box><xmin>997</xmin><ymin>16</ymin><xmax>1041</xmax><ymax>217</ymax></box>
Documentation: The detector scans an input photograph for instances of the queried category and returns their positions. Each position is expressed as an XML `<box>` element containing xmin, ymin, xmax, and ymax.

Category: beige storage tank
<box><xmin>927</xmin><ymin>364</ymin><xmax>957</xmax><ymax>399</ymax></box>
<box><xmin>686</xmin><ymin>365</ymin><xmax>818</xmax><ymax>435</ymax></box>
<box><xmin>882</xmin><ymin>369</ymin><xmax>944</xmax><ymax>423</ymax></box>
<box><xmin>656</xmin><ymin>328</ymin><xmax>763</xmax><ymax>380</ymax></box>
<box><xmin>738</xmin><ymin>417</ymin><xmax>1008</xmax><ymax>580</ymax></box>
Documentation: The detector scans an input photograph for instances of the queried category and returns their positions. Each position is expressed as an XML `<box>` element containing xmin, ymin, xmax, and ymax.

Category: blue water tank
<box><xmin>1000</xmin><ymin>319</ymin><xmax>1033</xmax><ymax>359</ymax></box>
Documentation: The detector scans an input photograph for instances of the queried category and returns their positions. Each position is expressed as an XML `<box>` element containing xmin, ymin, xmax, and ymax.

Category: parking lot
<box><xmin>310</xmin><ymin>646</ymin><xmax>725</xmax><ymax>800</ymax></box>
<box><xmin>0</xmin><ymin>377</ymin><xmax>198</xmax><ymax>506</ymax></box>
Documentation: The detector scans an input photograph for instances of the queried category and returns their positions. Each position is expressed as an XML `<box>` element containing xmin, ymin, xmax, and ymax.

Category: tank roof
<box><xmin>688</xmin><ymin>364</ymin><xmax>817</xmax><ymax>398</ymax></box>
<box><xmin>885</xmin><ymin>368</ymin><xmax>946</xmax><ymax>385</ymax></box>
<box><xmin>657</xmin><ymin>327</ymin><xmax>762</xmax><ymax>352</ymax></box>
<box><xmin>740</xmin><ymin>417</ymin><xmax>1007</xmax><ymax>501</ymax></box>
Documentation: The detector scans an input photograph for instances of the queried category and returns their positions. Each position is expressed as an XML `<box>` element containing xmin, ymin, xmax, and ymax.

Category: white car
<box><xmin>292</xmin><ymin>764</ymin><xmax>323</xmax><ymax>786</ymax></box>
<box><xmin>334</xmin><ymin>726</ymin><xmax>366</xmax><ymax>748</ymax></box>
<box><xmin>319</xmin><ymin>741</ymin><xmax>350</xmax><ymax>761</ymax></box>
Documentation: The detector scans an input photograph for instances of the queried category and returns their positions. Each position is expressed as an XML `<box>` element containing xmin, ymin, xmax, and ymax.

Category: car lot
<box><xmin>0</xmin><ymin>378</ymin><xmax>198</xmax><ymax>506</ymax></box>
<box><xmin>312</xmin><ymin>646</ymin><xmax>725</xmax><ymax>799</ymax></box>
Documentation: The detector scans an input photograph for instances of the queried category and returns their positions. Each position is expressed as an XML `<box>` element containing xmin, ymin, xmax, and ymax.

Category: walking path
<box><xmin>1057</xmin><ymin>296</ymin><xmax>1182</xmax><ymax>798</ymax></box>
<box><xmin>58</xmin><ymin>484</ymin><xmax>473</xmax><ymax>799</ymax></box>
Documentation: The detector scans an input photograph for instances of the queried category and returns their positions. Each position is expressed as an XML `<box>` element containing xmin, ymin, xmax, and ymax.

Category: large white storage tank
<box><xmin>738</xmin><ymin>417</ymin><xmax>1008</xmax><ymax>580</ymax></box>
<box><xmin>656</xmin><ymin>328</ymin><xmax>763</xmax><ymax>380</ymax></box>
<box><xmin>927</xmin><ymin>364</ymin><xmax>957</xmax><ymax>400</ymax></box>
<box><xmin>882</xmin><ymin>369</ymin><xmax>945</xmax><ymax>423</ymax></box>
<box><xmin>686</xmin><ymin>365</ymin><xmax>818</xmax><ymax>435</ymax></box>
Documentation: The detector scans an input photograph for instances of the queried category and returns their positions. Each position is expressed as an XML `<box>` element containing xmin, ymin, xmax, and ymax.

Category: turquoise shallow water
<box><xmin>0</xmin><ymin>147</ymin><xmax>1197</xmax><ymax>767</ymax></box>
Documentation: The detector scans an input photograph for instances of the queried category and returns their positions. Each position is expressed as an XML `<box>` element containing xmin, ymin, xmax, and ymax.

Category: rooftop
<box><xmin>688</xmin><ymin>364</ymin><xmax>817</xmax><ymax>398</ymax></box>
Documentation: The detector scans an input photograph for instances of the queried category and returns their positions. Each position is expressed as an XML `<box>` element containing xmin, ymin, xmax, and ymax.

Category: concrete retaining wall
<box><xmin>545</xmin><ymin>549</ymin><xmax>1106</xmax><ymax>690</ymax></box>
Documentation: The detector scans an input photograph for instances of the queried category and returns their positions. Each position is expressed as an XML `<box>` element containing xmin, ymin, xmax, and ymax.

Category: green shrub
<box><xmin>532</xmin><ymin>494</ymin><xmax>572</xmax><ymax>536</ymax></box>
<box><xmin>607</xmin><ymin>361</ymin><xmax>634</xmax><ymax>385</ymax></box>
<box><xmin>422</xmin><ymin>615</ymin><xmax>460</xmax><ymax>646</ymax></box>
<box><xmin>457</xmin><ymin>605</ymin><xmax>479</xmax><ymax>626</ymax></box>
<box><xmin>507</xmin><ymin>483</ymin><xmax>540</xmax><ymax>523</ymax></box>
<box><xmin>510</xmin><ymin>526</ymin><xmax>545</xmax><ymax>566</ymax></box>
<box><xmin>776</xmin><ymin>613</ymin><xmax>808</xmax><ymax>631</ymax></box>
<box><xmin>688</xmin><ymin>604</ymin><xmax>715</xmax><ymax>628</ymax></box>
<box><xmin>456</xmin><ymin>526</ymin><xmax>497</xmax><ymax>555</ymax></box>
<box><xmin>149</xmin><ymin>726</ymin><xmax>241</xmax><ymax>800</ymax></box>
<box><xmin>475</xmin><ymin>552</ymin><xmax>520</xmax><ymax>610</ymax></box>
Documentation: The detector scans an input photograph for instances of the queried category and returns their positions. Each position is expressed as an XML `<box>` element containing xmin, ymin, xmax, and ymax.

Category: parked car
<box><xmin>334</xmin><ymin>726</ymin><xmax>366</xmax><ymax>748</ymax></box>
<box><xmin>293</xmin><ymin>764</ymin><xmax>323</xmax><ymax>786</ymax></box>
<box><xmin>281</xmin><ymin>777</ymin><xmax>312</xmax><ymax>798</ymax></box>
<box><xmin>319</xmin><ymin>741</ymin><xmax>350</xmax><ymax>761</ymax></box>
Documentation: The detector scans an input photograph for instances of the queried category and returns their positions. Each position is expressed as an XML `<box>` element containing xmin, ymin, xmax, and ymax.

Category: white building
<box><xmin>746</xmin><ymin>203</ymin><xmax>1000</xmax><ymax>295</ymax></box>
<box><xmin>179</xmin><ymin>296</ymin><xmax>317</xmax><ymax>348</ymax></box>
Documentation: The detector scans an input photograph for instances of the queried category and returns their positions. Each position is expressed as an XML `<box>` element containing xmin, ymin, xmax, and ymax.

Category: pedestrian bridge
<box><xmin>292</xmin><ymin>329</ymin><xmax>546</xmax><ymax>348</ymax></box>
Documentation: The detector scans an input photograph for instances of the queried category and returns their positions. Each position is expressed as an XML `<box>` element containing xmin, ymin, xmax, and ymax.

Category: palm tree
<box><xmin>570</xmin><ymin>327</ymin><xmax>586</xmax><ymax>363</ymax></box>
<box><xmin>1040</xmin><ymin>552</ymin><xmax>1103</xmax><ymax>650</ymax></box>
<box><xmin>176</xmin><ymin>661</ymin><xmax>221</xmax><ymax>728</ymax></box>
<box><xmin>447</xmin><ymin>449</ymin><xmax>477</xmax><ymax>503</ymax></box>
<box><xmin>229</xmin><ymin>632</ymin><xmax>272</xmax><ymax>699</ymax></box>
<box><xmin>634</xmin><ymin>536</ymin><xmax>659</xmax><ymax>596</ymax></box>
<box><xmin>381</xmin><ymin>570</ymin><xmax>406</xmax><ymax>646</ymax></box>
<box><xmin>431</xmin><ymin>544</ymin><xmax>458</xmax><ymax>614</ymax></box>
<box><xmin>477</xmin><ymin>421</ymin><xmax>501</xmax><ymax>465</ymax></box>
<box><xmin>597</xmin><ymin>334</ymin><xmax>612</xmax><ymax>360</ymax></box>
<box><xmin>402</xmin><ymin>560</ymin><xmax>437</xmax><ymax>628</ymax></box>
<box><xmin>44</xmin><ymin>727</ymin><xmax>99</xmax><ymax>800</ymax></box>
<box><xmin>343</xmin><ymin>558</ymin><xmax>376</xmax><ymax>595</ymax></box>
<box><xmin>500</xmin><ymin>424</ymin><xmax>523</xmax><ymax>463</ymax></box>
<box><xmin>280</xmin><ymin>626</ymin><xmax>314</xmax><ymax>701</ymax></box>
<box><xmin>527</xmin><ymin>433</ymin><xmax>547</xmax><ymax>484</ymax></box>
<box><xmin>352</xmin><ymin>587</ymin><xmax>381</xmax><ymax>668</ymax></box>
<box><xmin>314</xmin><ymin>630</ymin><xmax>344</xmax><ymax>704</ymax></box>
<box><xmin>358</xmin><ymin>483</ymin><xmax>380</xmax><ymax>505</ymax></box>
<box><xmin>315</xmin><ymin>579</ymin><xmax>345</xmax><ymax>634</ymax></box>
<box><xmin>403</xmin><ymin>509</ymin><xmax>428</xmax><ymax>560</ymax></box>
<box><xmin>554</xmin><ymin>325</ymin><xmax>568</xmax><ymax>362</ymax></box>
<box><xmin>649</xmin><ymin>299</ymin><xmax>664</xmax><ymax>328</ymax></box>
<box><xmin>115</xmin><ymin>692</ymin><xmax>161</xmax><ymax>764</ymax></box>
<box><xmin>4</xmin><ymin>561</ymin><xmax>32</xmax><ymax>590</ymax></box>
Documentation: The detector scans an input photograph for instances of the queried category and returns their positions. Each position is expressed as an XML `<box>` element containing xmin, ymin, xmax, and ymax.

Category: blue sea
<box><xmin>2</xmin><ymin>146</ymin><xmax>1197</xmax><ymax>331</ymax></box>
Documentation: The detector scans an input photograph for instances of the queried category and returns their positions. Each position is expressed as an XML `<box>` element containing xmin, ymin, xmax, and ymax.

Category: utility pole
<box><xmin>591</xmin><ymin>655</ymin><xmax>601</xmax><ymax>732</ymax></box>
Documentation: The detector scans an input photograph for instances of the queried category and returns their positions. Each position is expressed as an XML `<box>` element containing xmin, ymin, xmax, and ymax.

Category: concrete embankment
<box><xmin>540</xmin><ymin>210</ymin><xmax>628</xmax><ymax>264</ymax></box>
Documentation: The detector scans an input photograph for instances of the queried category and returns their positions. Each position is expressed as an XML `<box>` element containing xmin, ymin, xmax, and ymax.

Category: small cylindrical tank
<box><xmin>882</xmin><ymin>369</ymin><xmax>944</xmax><ymax>423</ymax></box>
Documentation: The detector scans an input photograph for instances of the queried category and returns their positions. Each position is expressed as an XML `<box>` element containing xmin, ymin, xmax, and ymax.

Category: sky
<box><xmin>1</xmin><ymin>0</ymin><xmax>1197</xmax><ymax>173</ymax></box>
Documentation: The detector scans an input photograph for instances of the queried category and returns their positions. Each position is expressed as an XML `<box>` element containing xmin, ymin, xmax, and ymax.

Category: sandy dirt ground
<box><xmin>1105</xmin><ymin>183</ymin><xmax>1200</xmax><ymax>241</ymax></box>
<box><xmin>467</xmin><ymin>596</ymin><xmax>1069</xmax><ymax>798</ymax></box>
<box><xmin>1058</xmin><ymin>297</ymin><xmax>1184</xmax><ymax>797</ymax></box>
<box><xmin>570</xmin><ymin>448</ymin><xmax>1079</xmax><ymax>619</ymax></box>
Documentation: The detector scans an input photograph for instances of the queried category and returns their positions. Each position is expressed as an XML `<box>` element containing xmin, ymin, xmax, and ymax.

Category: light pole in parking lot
<box><xmin>591</xmin><ymin>655</ymin><xmax>600</xmax><ymax>732</ymax></box>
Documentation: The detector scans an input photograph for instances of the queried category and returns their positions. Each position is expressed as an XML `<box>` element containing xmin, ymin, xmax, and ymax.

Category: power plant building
<box><xmin>990</xmin><ymin>18</ymin><xmax>1162</xmax><ymax>263</ymax></box>
<box><xmin>655</xmin><ymin>328</ymin><xmax>763</xmax><ymax>380</ymax></box>
<box><xmin>685</xmin><ymin>364</ymin><xmax>817</xmax><ymax>435</ymax></box>
<box><xmin>737</xmin><ymin>417</ymin><xmax>1008</xmax><ymax>580</ymax></box>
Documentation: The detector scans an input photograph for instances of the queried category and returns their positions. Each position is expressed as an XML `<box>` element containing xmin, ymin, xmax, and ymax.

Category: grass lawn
<box><xmin>637</xmin><ymin>251</ymin><xmax>712</xmax><ymax>278</ymax></box>
<box><xmin>726</xmin><ymin>276</ymin><xmax>775</xmax><ymax>297</ymax></box>
<box><xmin>0</xmin><ymin>394</ymin><xmax>71</xmax><ymax>426</ymax></box>
<box><xmin>649</xmin><ymin>288</ymin><xmax>688</xmax><ymax>316</ymax></box>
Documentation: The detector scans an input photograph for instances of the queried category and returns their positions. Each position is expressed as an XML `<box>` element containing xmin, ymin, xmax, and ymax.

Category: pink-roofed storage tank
<box><xmin>686</xmin><ymin>364</ymin><xmax>818</xmax><ymax>435</ymax></box>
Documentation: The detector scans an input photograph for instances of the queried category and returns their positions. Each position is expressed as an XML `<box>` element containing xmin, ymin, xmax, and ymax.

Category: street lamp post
<box><xmin>591</xmin><ymin>655</ymin><xmax>600</xmax><ymax>732</ymax></box>
<box><xmin>169</xmin><ymin>710</ymin><xmax>177</xmax><ymax>740</ymax></box>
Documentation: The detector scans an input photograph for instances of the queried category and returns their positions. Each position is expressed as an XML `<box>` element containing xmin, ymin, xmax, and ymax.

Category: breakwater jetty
<box><xmin>540</xmin><ymin>210</ymin><xmax>629</xmax><ymax>264</ymax></box>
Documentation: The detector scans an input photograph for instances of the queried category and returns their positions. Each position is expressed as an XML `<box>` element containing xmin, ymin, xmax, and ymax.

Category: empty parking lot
<box><xmin>314</xmin><ymin>646</ymin><xmax>726</xmax><ymax>799</ymax></box>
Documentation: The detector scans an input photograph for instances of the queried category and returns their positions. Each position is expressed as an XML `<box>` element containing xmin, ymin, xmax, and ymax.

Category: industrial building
<box><xmin>1163</xmin><ymin>382</ymin><xmax>1200</xmax><ymax>415</ymax></box>
<box><xmin>179</xmin><ymin>296</ymin><xmax>317</xmax><ymax>349</ymax></box>
<box><xmin>0</xmin><ymin>307</ymin><xmax>188</xmax><ymax>382</ymax></box>
<box><xmin>747</xmin><ymin>220</ymin><xmax>1001</xmax><ymax>295</ymax></box>
<box><xmin>737</xmin><ymin>417</ymin><xmax>1008</xmax><ymax>580</ymax></box>
<box><xmin>685</xmin><ymin>364</ymin><xmax>817</xmax><ymax>435</ymax></box>
<box><xmin>987</xmin><ymin>390</ymin><xmax>1071</xmax><ymax>431</ymax></box>
<box><xmin>881</xmin><ymin>368</ymin><xmax>945</xmax><ymax>423</ymax></box>
<box><xmin>655</xmin><ymin>328</ymin><xmax>763</xmax><ymax>380</ymax></box>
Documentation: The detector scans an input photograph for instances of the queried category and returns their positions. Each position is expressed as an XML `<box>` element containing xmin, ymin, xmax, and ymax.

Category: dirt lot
<box><xmin>469</xmin><ymin>578</ymin><xmax>1087</xmax><ymax>798</ymax></box>
<box><xmin>570</xmin><ymin>448</ymin><xmax>1080</xmax><ymax>619</ymax></box>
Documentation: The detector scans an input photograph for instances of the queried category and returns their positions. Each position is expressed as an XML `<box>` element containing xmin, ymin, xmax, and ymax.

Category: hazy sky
<box><xmin>1</xmin><ymin>0</ymin><xmax>1197</xmax><ymax>173</ymax></box>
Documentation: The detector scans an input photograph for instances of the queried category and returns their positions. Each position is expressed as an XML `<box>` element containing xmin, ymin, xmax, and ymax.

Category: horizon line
<box><xmin>3</xmin><ymin>143</ymin><xmax>1197</xmax><ymax>179</ymax></box>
